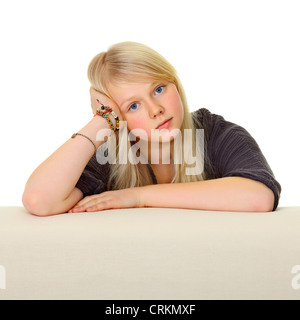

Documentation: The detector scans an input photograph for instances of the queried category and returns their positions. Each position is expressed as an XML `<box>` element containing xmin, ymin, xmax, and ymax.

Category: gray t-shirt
<box><xmin>75</xmin><ymin>108</ymin><xmax>281</xmax><ymax>211</ymax></box>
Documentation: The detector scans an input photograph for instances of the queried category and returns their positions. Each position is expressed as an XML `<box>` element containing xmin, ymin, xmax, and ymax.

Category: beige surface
<box><xmin>0</xmin><ymin>206</ymin><xmax>300</xmax><ymax>300</ymax></box>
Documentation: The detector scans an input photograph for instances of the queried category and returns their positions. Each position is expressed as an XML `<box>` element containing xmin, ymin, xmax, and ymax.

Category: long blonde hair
<box><xmin>87</xmin><ymin>41</ymin><xmax>205</xmax><ymax>190</ymax></box>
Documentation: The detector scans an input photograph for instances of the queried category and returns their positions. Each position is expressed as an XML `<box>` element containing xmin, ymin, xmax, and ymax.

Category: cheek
<box><xmin>126</xmin><ymin>118</ymin><xmax>150</xmax><ymax>141</ymax></box>
<box><xmin>126</xmin><ymin>118</ymin><xmax>151</xmax><ymax>138</ymax></box>
<box><xmin>167</xmin><ymin>91</ymin><xmax>183</xmax><ymax>114</ymax></box>
<box><xmin>127</xmin><ymin>118</ymin><xmax>145</xmax><ymax>131</ymax></box>
<box><xmin>167</xmin><ymin>91</ymin><xmax>184</xmax><ymax>126</ymax></box>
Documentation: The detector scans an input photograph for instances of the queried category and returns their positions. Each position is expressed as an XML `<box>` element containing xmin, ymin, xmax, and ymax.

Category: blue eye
<box><xmin>129</xmin><ymin>103</ymin><xmax>139</xmax><ymax>111</ymax></box>
<box><xmin>155</xmin><ymin>86</ymin><xmax>164</xmax><ymax>95</ymax></box>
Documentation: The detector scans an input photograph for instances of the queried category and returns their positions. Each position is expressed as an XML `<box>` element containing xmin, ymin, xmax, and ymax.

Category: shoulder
<box><xmin>191</xmin><ymin>107</ymin><xmax>244</xmax><ymax>142</ymax></box>
<box><xmin>191</xmin><ymin>107</ymin><xmax>223</xmax><ymax>124</ymax></box>
<box><xmin>192</xmin><ymin>107</ymin><xmax>236</xmax><ymax>130</ymax></box>
<box><xmin>191</xmin><ymin>107</ymin><xmax>259</xmax><ymax>173</ymax></box>
<box><xmin>192</xmin><ymin>107</ymin><xmax>262</xmax><ymax>152</ymax></box>
<box><xmin>191</xmin><ymin>107</ymin><xmax>231</xmax><ymax>133</ymax></box>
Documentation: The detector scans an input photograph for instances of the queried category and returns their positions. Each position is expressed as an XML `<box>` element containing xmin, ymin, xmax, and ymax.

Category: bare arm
<box><xmin>68</xmin><ymin>177</ymin><xmax>275</xmax><ymax>213</ymax></box>
<box><xmin>22</xmin><ymin>90</ymin><xmax>120</xmax><ymax>216</ymax></box>
<box><xmin>139</xmin><ymin>177</ymin><xmax>275</xmax><ymax>212</ymax></box>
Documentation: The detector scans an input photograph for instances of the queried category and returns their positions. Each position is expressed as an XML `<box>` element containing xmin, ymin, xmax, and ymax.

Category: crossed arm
<box><xmin>23</xmin><ymin>89</ymin><xmax>275</xmax><ymax>216</ymax></box>
<box><xmin>68</xmin><ymin>177</ymin><xmax>275</xmax><ymax>214</ymax></box>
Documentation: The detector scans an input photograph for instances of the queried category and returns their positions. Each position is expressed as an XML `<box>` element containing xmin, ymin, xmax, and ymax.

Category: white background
<box><xmin>0</xmin><ymin>0</ymin><xmax>299</xmax><ymax>207</ymax></box>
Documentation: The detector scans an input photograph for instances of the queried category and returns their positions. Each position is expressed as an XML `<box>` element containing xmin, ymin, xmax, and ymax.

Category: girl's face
<box><xmin>107</xmin><ymin>81</ymin><xmax>184</xmax><ymax>142</ymax></box>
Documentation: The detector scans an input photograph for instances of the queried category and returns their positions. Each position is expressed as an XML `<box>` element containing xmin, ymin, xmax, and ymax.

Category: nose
<box><xmin>147</xmin><ymin>99</ymin><xmax>164</xmax><ymax>118</ymax></box>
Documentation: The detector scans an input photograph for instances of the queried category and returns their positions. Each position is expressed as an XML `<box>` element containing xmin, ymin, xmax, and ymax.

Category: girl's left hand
<box><xmin>68</xmin><ymin>188</ymin><xmax>145</xmax><ymax>213</ymax></box>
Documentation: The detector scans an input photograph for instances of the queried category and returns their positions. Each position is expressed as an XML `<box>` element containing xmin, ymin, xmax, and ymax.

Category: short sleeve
<box><xmin>193</xmin><ymin>108</ymin><xmax>281</xmax><ymax>211</ymax></box>
<box><xmin>75</xmin><ymin>154</ymin><xmax>110</xmax><ymax>197</ymax></box>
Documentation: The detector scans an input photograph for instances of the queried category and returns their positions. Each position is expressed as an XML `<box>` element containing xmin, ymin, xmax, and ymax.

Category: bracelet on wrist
<box><xmin>94</xmin><ymin>100</ymin><xmax>119</xmax><ymax>132</ymax></box>
<box><xmin>71</xmin><ymin>133</ymin><xmax>97</xmax><ymax>154</ymax></box>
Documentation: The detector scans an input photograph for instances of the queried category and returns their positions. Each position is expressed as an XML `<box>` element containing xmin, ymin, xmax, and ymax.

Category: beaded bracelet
<box><xmin>94</xmin><ymin>99</ymin><xmax>119</xmax><ymax>132</ymax></box>
<box><xmin>96</xmin><ymin>113</ymin><xmax>115</xmax><ymax>131</ymax></box>
<box><xmin>96</xmin><ymin>99</ymin><xmax>113</xmax><ymax>114</ymax></box>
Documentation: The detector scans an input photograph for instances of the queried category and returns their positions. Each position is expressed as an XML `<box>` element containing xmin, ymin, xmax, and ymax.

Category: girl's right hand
<box><xmin>89</xmin><ymin>87</ymin><xmax>122</xmax><ymax>121</ymax></box>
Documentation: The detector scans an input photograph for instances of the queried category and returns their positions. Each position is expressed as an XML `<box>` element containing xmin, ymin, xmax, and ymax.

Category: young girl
<box><xmin>22</xmin><ymin>41</ymin><xmax>281</xmax><ymax>216</ymax></box>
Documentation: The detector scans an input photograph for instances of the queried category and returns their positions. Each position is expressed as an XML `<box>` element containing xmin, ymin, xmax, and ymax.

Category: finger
<box><xmin>85</xmin><ymin>197</ymin><xmax>120</xmax><ymax>212</ymax></box>
<box><xmin>75</xmin><ymin>193</ymin><xmax>107</xmax><ymax>208</ymax></box>
<box><xmin>68</xmin><ymin>196</ymin><xmax>102</xmax><ymax>213</ymax></box>
<box><xmin>85</xmin><ymin>202</ymin><xmax>108</xmax><ymax>212</ymax></box>
<box><xmin>73</xmin><ymin>195</ymin><xmax>112</xmax><ymax>212</ymax></box>
<box><xmin>71</xmin><ymin>200</ymin><xmax>108</xmax><ymax>213</ymax></box>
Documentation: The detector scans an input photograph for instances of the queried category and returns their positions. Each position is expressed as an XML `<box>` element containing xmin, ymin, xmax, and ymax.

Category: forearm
<box><xmin>139</xmin><ymin>177</ymin><xmax>275</xmax><ymax>212</ymax></box>
<box><xmin>22</xmin><ymin>116</ymin><xmax>112</xmax><ymax>215</ymax></box>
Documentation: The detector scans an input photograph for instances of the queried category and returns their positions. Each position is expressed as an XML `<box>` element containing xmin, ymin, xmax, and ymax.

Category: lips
<box><xmin>156</xmin><ymin>117</ymin><xmax>173</xmax><ymax>129</ymax></box>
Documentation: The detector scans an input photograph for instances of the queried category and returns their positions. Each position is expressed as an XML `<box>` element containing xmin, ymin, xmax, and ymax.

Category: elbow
<box><xmin>22</xmin><ymin>190</ymin><xmax>54</xmax><ymax>217</ymax></box>
<box><xmin>252</xmin><ymin>188</ymin><xmax>275</xmax><ymax>212</ymax></box>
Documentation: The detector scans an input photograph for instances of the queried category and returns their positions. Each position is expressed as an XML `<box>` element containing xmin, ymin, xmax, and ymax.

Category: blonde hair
<box><xmin>87</xmin><ymin>41</ymin><xmax>205</xmax><ymax>190</ymax></box>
